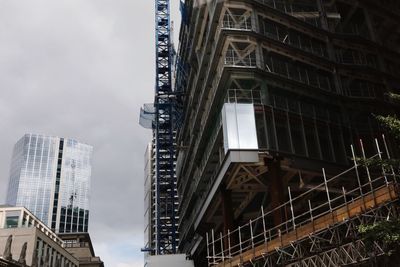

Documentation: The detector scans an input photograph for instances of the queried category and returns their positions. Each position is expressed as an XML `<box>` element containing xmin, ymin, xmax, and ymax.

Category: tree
<box><xmin>357</xmin><ymin>92</ymin><xmax>400</xmax><ymax>265</ymax></box>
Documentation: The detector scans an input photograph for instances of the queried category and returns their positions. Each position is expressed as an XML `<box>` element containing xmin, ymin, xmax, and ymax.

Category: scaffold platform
<box><xmin>207</xmin><ymin>139</ymin><xmax>400</xmax><ymax>267</ymax></box>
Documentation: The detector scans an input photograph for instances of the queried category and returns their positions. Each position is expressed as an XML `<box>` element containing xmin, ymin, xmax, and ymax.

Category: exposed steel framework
<box><xmin>206</xmin><ymin>137</ymin><xmax>400</xmax><ymax>266</ymax></box>
<box><xmin>153</xmin><ymin>0</ymin><xmax>178</xmax><ymax>255</ymax></box>
<box><xmin>140</xmin><ymin>0</ymin><xmax>179</xmax><ymax>255</ymax></box>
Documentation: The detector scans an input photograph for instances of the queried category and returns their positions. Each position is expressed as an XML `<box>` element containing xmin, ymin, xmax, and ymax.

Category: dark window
<box><xmin>289</xmin><ymin>115</ymin><xmax>306</xmax><ymax>156</ymax></box>
<box><xmin>330</xmin><ymin>125</ymin><xmax>346</xmax><ymax>163</ymax></box>
<box><xmin>265</xmin><ymin>108</ymin><xmax>277</xmax><ymax>150</ymax></box>
<box><xmin>275</xmin><ymin>111</ymin><xmax>292</xmax><ymax>152</ymax></box>
<box><xmin>6</xmin><ymin>216</ymin><xmax>19</xmax><ymax>228</ymax></box>
<box><xmin>317</xmin><ymin>122</ymin><xmax>333</xmax><ymax>161</ymax></box>
<box><xmin>255</xmin><ymin>111</ymin><xmax>268</xmax><ymax>148</ymax></box>
<box><xmin>303</xmin><ymin>119</ymin><xmax>320</xmax><ymax>159</ymax></box>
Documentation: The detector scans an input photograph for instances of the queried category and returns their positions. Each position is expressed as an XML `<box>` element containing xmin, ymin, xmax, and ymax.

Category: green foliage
<box><xmin>374</xmin><ymin>92</ymin><xmax>400</xmax><ymax>140</ymax></box>
<box><xmin>387</xmin><ymin>92</ymin><xmax>400</xmax><ymax>102</ymax></box>
<box><xmin>358</xmin><ymin>219</ymin><xmax>400</xmax><ymax>255</ymax></box>
<box><xmin>357</xmin><ymin>93</ymin><xmax>400</xmax><ymax>256</ymax></box>
<box><xmin>354</xmin><ymin>157</ymin><xmax>400</xmax><ymax>172</ymax></box>
<box><xmin>375</xmin><ymin>115</ymin><xmax>400</xmax><ymax>140</ymax></box>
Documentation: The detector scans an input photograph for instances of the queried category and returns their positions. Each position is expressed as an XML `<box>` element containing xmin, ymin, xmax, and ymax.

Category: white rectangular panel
<box><xmin>222</xmin><ymin>103</ymin><xmax>258</xmax><ymax>153</ymax></box>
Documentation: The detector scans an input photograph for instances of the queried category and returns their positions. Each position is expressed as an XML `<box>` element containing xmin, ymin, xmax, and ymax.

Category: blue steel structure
<box><xmin>153</xmin><ymin>0</ymin><xmax>178</xmax><ymax>255</ymax></box>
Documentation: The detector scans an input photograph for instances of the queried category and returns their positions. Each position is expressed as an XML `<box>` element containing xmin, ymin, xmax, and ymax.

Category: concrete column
<box><xmin>0</xmin><ymin>211</ymin><xmax>4</xmax><ymax>228</ymax></box>
<box><xmin>363</xmin><ymin>8</ymin><xmax>377</xmax><ymax>42</ymax></box>
<box><xmin>220</xmin><ymin>186</ymin><xmax>235</xmax><ymax>248</ymax></box>
<box><xmin>18</xmin><ymin>210</ymin><xmax>23</xmax><ymax>228</ymax></box>
<box><xmin>267</xmin><ymin>159</ymin><xmax>285</xmax><ymax>226</ymax></box>
<box><xmin>316</xmin><ymin>0</ymin><xmax>329</xmax><ymax>31</ymax></box>
<box><xmin>251</xmin><ymin>9</ymin><xmax>259</xmax><ymax>33</ymax></box>
<box><xmin>257</xmin><ymin>42</ymin><xmax>265</xmax><ymax>70</ymax></box>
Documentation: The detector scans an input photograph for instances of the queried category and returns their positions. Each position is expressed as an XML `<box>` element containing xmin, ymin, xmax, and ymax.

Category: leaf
<box><xmin>375</xmin><ymin>115</ymin><xmax>400</xmax><ymax>140</ymax></box>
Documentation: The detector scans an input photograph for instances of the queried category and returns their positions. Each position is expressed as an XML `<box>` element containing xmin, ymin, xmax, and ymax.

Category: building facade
<box><xmin>143</xmin><ymin>137</ymin><xmax>180</xmax><ymax>261</ymax></box>
<box><xmin>58</xmin><ymin>233</ymin><xmax>104</xmax><ymax>267</ymax></box>
<box><xmin>0</xmin><ymin>206</ymin><xmax>79</xmax><ymax>267</ymax></box>
<box><xmin>143</xmin><ymin>142</ymin><xmax>155</xmax><ymax>263</ymax></box>
<box><xmin>6</xmin><ymin>134</ymin><xmax>93</xmax><ymax>234</ymax></box>
<box><xmin>175</xmin><ymin>0</ymin><xmax>400</xmax><ymax>265</ymax></box>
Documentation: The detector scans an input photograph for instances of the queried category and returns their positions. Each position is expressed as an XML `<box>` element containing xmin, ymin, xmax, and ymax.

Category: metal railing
<box><xmin>206</xmin><ymin>135</ymin><xmax>398</xmax><ymax>266</ymax></box>
<box><xmin>252</xmin><ymin>0</ymin><xmax>321</xmax><ymax>28</ymax></box>
<box><xmin>225</xmin><ymin>89</ymin><xmax>263</xmax><ymax>104</ymax></box>
<box><xmin>224</xmin><ymin>48</ymin><xmax>257</xmax><ymax>67</ymax></box>
<box><xmin>222</xmin><ymin>14</ymin><xmax>253</xmax><ymax>31</ymax></box>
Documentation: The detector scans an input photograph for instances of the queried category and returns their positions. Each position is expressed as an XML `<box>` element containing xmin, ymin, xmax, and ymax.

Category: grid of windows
<box><xmin>6</xmin><ymin>134</ymin><xmax>92</xmax><ymax>233</ymax></box>
<box><xmin>253</xmin><ymin>88</ymin><xmax>384</xmax><ymax>163</ymax></box>
<box><xmin>35</xmin><ymin>237</ymin><xmax>77</xmax><ymax>267</ymax></box>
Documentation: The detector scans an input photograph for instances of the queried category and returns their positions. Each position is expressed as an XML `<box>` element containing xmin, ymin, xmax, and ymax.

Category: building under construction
<box><xmin>174</xmin><ymin>0</ymin><xmax>400</xmax><ymax>265</ymax></box>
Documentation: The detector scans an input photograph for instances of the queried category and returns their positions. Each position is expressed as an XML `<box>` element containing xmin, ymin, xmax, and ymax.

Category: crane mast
<box><xmin>153</xmin><ymin>0</ymin><xmax>178</xmax><ymax>255</ymax></box>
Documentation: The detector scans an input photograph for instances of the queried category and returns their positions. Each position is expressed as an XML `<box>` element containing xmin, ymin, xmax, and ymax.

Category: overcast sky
<box><xmin>0</xmin><ymin>1</ymin><xmax>180</xmax><ymax>266</ymax></box>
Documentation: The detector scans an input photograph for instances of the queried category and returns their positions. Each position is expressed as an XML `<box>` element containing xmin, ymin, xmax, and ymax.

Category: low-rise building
<box><xmin>0</xmin><ymin>206</ymin><xmax>78</xmax><ymax>267</ymax></box>
<box><xmin>0</xmin><ymin>258</ymin><xmax>20</xmax><ymax>267</ymax></box>
<box><xmin>58</xmin><ymin>233</ymin><xmax>104</xmax><ymax>267</ymax></box>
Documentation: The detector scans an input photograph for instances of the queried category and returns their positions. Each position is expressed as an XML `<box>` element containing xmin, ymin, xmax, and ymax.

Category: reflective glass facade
<box><xmin>6</xmin><ymin>134</ymin><xmax>93</xmax><ymax>233</ymax></box>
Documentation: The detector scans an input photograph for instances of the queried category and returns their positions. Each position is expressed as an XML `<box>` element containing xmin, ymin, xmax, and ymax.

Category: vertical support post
<box><xmin>262</xmin><ymin>209</ymin><xmax>269</xmax><ymax>256</ymax></box>
<box><xmin>250</xmin><ymin>220</ymin><xmax>254</xmax><ymax>250</ymax></box>
<box><xmin>268</xmin><ymin>228</ymin><xmax>272</xmax><ymax>246</ymax></box>
<box><xmin>267</xmin><ymin>159</ymin><xmax>284</xmax><ymax>227</ymax></box>
<box><xmin>221</xmin><ymin>187</ymin><xmax>235</xmax><ymax>248</ymax></box>
<box><xmin>351</xmin><ymin>144</ymin><xmax>367</xmax><ymax>211</ymax></box>
<box><xmin>342</xmin><ymin>187</ymin><xmax>350</xmax><ymax>219</ymax></box>
<box><xmin>382</xmin><ymin>134</ymin><xmax>396</xmax><ymax>183</ymax></box>
<box><xmin>228</xmin><ymin>229</ymin><xmax>231</xmax><ymax>258</ymax></box>
<box><xmin>206</xmin><ymin>232</ymin><xmax>210</xmax><ymax>265</ymax></box>
<box><xmin>261</xmin><ymin>206</ymin><xmax>267</xmax><ymax>243</ymax></box>
<box><xmin>360</xmin><ymin>139</ymin><xmax>378</xmax><ymax>207</ymax></box>
<box><xmin>18</xmin><ymin>210</ymin><xmax>23</xmax><ymax>228</ymax></box>
<box><xmin>351</xmin><ymin>145</ymin><xmax>364</xmax><ymax>193</ymax></box>
<box><xmin>360</xmin><ymin>139</ymin><xmax>373</xmax><ymax>186</ymax></box>
<box><xmin>220</xmin><ymin>232</ymin><xmax>225</xmax><ymax>261</ymax></box>
<box><xmin>288</xmin><ymin>186</ymin><xmax>296</xmax><ymax>230</ymax></box>
<box><xmin>322</xmin><ymin>168</ymin><xmax>332</xmax><ymax>212</ymax></box>
<box><xmin>212</xmin><ymin>229</ymin><xmax>216</xmax><ymax>264</ymax></box>
<box><xmin>308</xmin><ymin>200</ymin><xmax>313</xmax><ymax>222</ymax></box>
<box><xmin>316</xmin><ymin>0</ymin><xmax>329</xmax><ymax>31</ymax></box>
<box><xmin>375</xmin><ymin>138</ymin><xmax>389</xmax><ymax>185</ymax></box>
<box><xmin>238</xmin><ymin>226</ymin><xmax>243</xmax><ymax>256</ymax></box>
<box><xmin>308</xmin><ymin>200</ymin><xmax>315</xmax><ymax>232</ymax></box>
<box><xmin>382</xmin><ymin>134</ymin><xmax>392</xmax><ymax>159</ymax></box>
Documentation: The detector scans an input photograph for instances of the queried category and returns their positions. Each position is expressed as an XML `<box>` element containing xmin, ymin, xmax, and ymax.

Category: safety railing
<box><xmin>260</xmin><ymin>17</ymin><xmax>328</xmax><ymax>58</ymax></box>
<box><xmin>252</xmin><ymin>0</ymin><xmax>321</xmax><ymax>28</ymax></box>
<box><xmin>206</xmin><ymin>135</ymin><xmax>398</xmax><ymax>266</ymax></box>
<box><xmin>224</xmin><ymin>48</ymin><xmax>257</xmax><ymax>67</ymax></box>
<box><xmin>222</xmin><ymin>14</ymin><xmax>253</xmax><ymax>31</ymax></box>
<box><xmin>225</xmin><ymin>89</ymin><xmax>263</xmax><ymax>105</ymax></box>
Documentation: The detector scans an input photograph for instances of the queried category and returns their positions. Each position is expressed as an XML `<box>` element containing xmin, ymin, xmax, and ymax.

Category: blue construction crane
<box><xmin>153</xmin><ymin>0</ymin><xmax>178</xmax><ymax>255</ymax></box>
<box><xmin>140</xmin><ymin>0</ymin><xmax>180</xmax><ymax>255</ymax></box>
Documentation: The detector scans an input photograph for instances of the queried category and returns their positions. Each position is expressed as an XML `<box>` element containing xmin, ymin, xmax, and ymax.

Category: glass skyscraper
<box><xmin>6</xmin><ymin>133</ymin><xmax>93</xmax><ymax>233</ymax></box>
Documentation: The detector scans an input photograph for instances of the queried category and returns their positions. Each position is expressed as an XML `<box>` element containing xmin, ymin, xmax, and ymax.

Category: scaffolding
<box><xmin>140</xmin><ymin>0</ymin><xmax>179</xmax><ymax>255</ymax></box>
<box><xmin>206</xmin><ymin>137</ymin><xmax>400</xmax><ymax>266</ymax></box>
